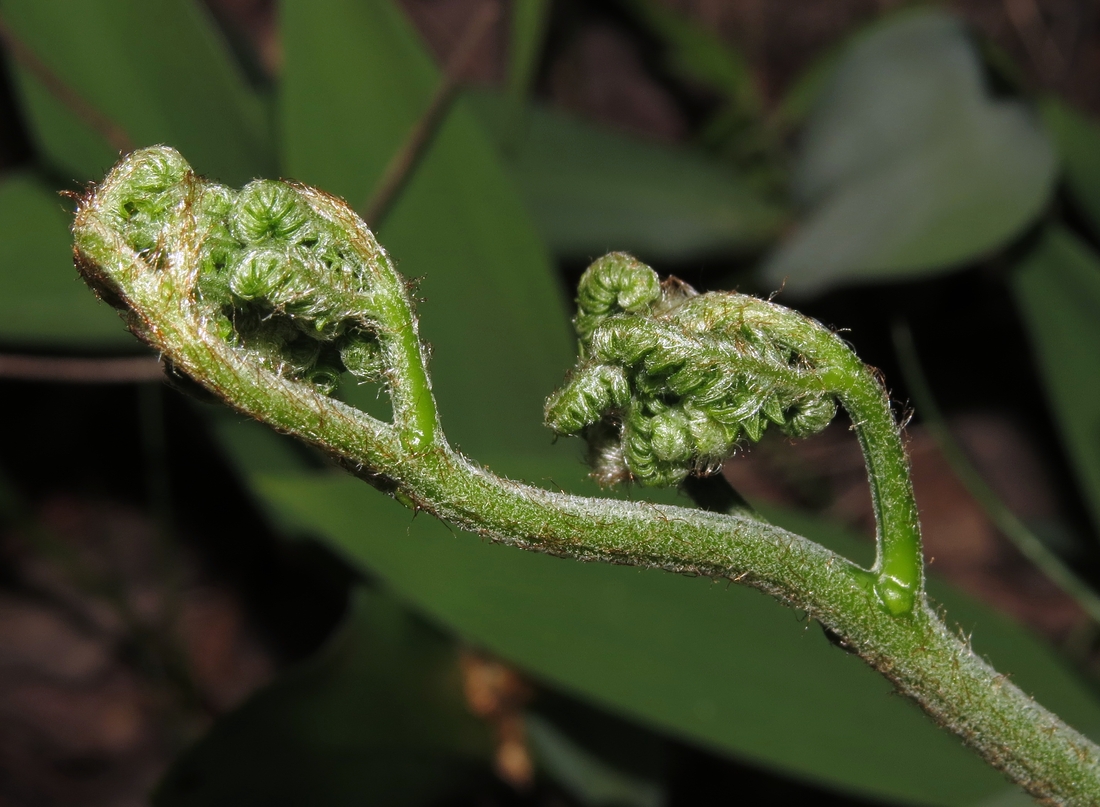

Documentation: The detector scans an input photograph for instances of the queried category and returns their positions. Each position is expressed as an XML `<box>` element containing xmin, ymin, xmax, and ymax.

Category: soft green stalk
<box><xmin>72</xmin><ymin>147</ymin><xmax>1100</xmax><ymax>805</ymax></box>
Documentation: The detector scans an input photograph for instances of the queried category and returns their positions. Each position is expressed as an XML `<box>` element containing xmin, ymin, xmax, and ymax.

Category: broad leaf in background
<box><xmin>498</xmin><ymin>0</ymin><xmax>551</xmax><ymax>152</ymax></box>
<box><xmin>507</xmin><ymin>0</ymin><xmax>551</xmax><ymax>106</ymax></box>
<box><xmin>525</xmin><ymin>715</ymin><xmax>663</xmax><ymax>807</ymax></box>
<box><xmin>0</xmin><ymin>0</ymin><xmax>274</xmax><ymax>352</ymax></box>
<box><xmin>467</xmin><ymin>90</ymin><xmax>785</xmax><ymax>263</ymax></box>
<box><xmin>618</xmin><ymin>0</ymin><xmax>759</xmax><ymax>112</ymax></box>
<box><xmin>281</xmin><ymin>0</ymin><xmax>573</xmax><ymax>459</ymax></box>
<box><xmin>1012</xmin><ymin>226</ymin><xmax>1100</xmax><ymax>537</ymax></box>
<box><xmin>213</xmin><ymin>460</ymin><xmax>1100</xmax><ymax>807</ymax></box>
<box><xmin>1</xmin><ymin>0</ymin><xmax>273</xmax><ymax>187</ymax></box>
<box><xmin>526</xmin><ymin>689</ymin><xmax>670</xmax><ymax>807</ymax></box>
<box><xmin>1042</xmin><ymin>99</ymin><xmax>1100</xmax><ymax>239</ymax></box>
<box><xmin>616</xmin><ymin>0</ymin><xmax>779</xmax><ymax>187</ymax></box>
<box><xmin>155</xmin><ymin>586</ymin><xmax>493</xmax><ymax>807</ymax></box>
<box><xmin>774</xmin><ymin>30</ymin><xmax>857</xmax><ymax>131</ymax></box>
<box><xmin>0</xmin><ymin>173</ymin><xmax>129</xmax><ymax>347</ymax></box>
<box><xmin>763</xmin><ymin>10</ymin><xmax>1055</xmax><ymax>296</ymax></box>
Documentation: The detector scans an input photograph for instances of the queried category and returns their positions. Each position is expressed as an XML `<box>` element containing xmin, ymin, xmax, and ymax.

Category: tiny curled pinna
<box><xmin>545</xmin><ymin>252</ymin><xmax>841</xmax><ymax>488</ymax></box>
<box><xmin>71</xmin><ymin>144</ymin><xmax>403</xmax><ymax>396</ymax></box>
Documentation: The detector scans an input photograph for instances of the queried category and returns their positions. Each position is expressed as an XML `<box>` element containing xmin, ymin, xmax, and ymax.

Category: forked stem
<box><xmin>72</xmin><ymin>147</ymin><xmax>1100</xmax><ymax>804</ymax></box>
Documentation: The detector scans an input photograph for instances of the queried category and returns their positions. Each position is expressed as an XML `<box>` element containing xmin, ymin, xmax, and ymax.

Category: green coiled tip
<box><xmin>546</xmin><ymin>253</ymin><xmax>839</xmax><ymax>487</ymax></box>
<box><xmin>73</xmin><ymin>147</ymin><xmax>435</xmax><ymax>444</ymax></box>
<box><xmin>574</xmin><ymin>252</ymin><xmax>662</xmax><ymax>343</ymax></box>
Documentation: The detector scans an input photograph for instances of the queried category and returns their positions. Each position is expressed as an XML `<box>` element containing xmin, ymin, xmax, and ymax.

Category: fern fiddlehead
<box><xmin>71</xmin><ymin>147</ymin><xmax>1100</xmax><ymax>805</ymax></box>
<box><xmin>545</xmin><ymin>253</ymin><xmax>921</xmax><ymax>614</ymax></box>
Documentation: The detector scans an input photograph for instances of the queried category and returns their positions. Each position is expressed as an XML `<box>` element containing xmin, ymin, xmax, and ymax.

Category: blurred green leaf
<box><xmin>527</xmin><ymin>690</ymin><xmax>669</xmax><ymax>806</ymax></box>
<box><xmin>616</xmin><ymin>0</ymin><xmax>779</xmax><ymax>187</ymax></box>
<box><xmin>2</xmin><ymin>0</ymin><xmax>274</xmax><ymax>186</ymax></box>
<box><xmin>526</xmin><ymin>714</ymin><xmax>663</xmax><ymax>807</ymax></box>
<box><xmin>155</xmin><ymin>586</ymin><xmax>492</xmax><ymax>807</ymax></box>
<box><xmin>1011</xmin><ymin>225</ymin><xmax>1100</xmax><ymax>535</ymax></box>
<box><xmin>204</xmin><ymin>406</ymin><xmax>320</xmax><ymax>478</ymax></box>
<box><xmin>202</xmin><ymin>457</ymin><xmax>1100</xmax><ymax>807</ymax></box>
<box><xmin>281</xmin><ymin>0</ymin><xmax>573</xmax><ymax>460</ymax></box>
<box><xmin>0</xmin><ymin>171</ymin><xmax>130</xmax><ymax>347</ymax></box>
<box><xmin>1041</xmin><ymin>98</ymin><xmax>1100</xmax><ymax>239</ymax></box>
<box><xmin>774</xmin><ymin>7</ymin><xmax>972</xmax><ymax>130</ymax></box>
<box><xmin>507</xmin><ymin>0</ymin><xmax>551</xmax><ymax>104</ymax></box>
<box><xmin>618</xmin><ymin>0</ymin><xmax>759</xmax><ymax>112</ymax></box>
<box><xmin>467</xmin><ymin>89</ymin><xmax>785</xmax><ymax>263</ymax></box>
<box><xmin>0</xmin><ymin>0</ymin><xmax>275</xmax><ymax>352</ymax></box>
<box><xmin>498</xmin><ymin>0</ymin><xmax>551</xmax><ymax>153</ymax></box>
<box><xmin>775</xmin><ymin>36</ymin><xmax>850</xmax><ymax>130</ymax></box>
<box><xmin>976</xmin><ymin>787</ymin><xmax>1043</xmax><ymax>806</ymax></box>
<box><xmin>763</xmin><ymin>10</ymin><xmax>1055</xmax><ymax>296</ymax></box>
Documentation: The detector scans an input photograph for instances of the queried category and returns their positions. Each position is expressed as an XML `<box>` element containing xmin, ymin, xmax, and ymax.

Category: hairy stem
<box><xmin>72</xmin><ymin>147</ymin><xmax>1100</xmax><ymax>804</ymax></box>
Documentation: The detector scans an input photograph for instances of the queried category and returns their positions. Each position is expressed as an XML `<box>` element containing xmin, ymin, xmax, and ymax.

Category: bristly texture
<box><xmin>70</xmin><ymin>148</ymin><xmax>1100</xmax><ymax>805</ymax></box>
<box><xmin>79</xmin><ymin>147</ymin><xmax>391</xmax><ymax>396</ymax></box>
<box><xmin>546</xmin><ymin>253</ymin><xmax>838</xmax><ymax>487</ymax></box>
<box><xmin>546</xmin><ymin>251</ymin><xmax>925</xmax><ymax>617</ymax></box>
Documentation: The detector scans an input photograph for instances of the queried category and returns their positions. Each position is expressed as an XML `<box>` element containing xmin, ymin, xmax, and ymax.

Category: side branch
<box><xmin>70</xmin><ymin>147</ymin><xmax>1100</xmax><ymax>805</ymax></box>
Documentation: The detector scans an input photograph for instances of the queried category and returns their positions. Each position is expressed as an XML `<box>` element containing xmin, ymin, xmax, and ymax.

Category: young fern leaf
<box><xmin>547</xmin><ymin>254</ymin><xmax>837</xmax><ymax>487</ymax></box>
<box><xmin>546</xmin><ymin>253</ymin><xmax>920</xmax><ymax>615</ymax></box>
<box><xmin>71</xmin><ymin>147</ymin><xmax>1100</xmax><ymax>805</ymax></box>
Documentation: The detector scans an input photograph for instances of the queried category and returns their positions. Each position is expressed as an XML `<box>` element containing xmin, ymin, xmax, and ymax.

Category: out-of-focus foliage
<box><xmin>2</xmin><ymin>0</ymin><xmax>274</xmax><ymax>185</ymax></box>
<box><xmin>0</xmin><ymin>173</ymin><xmax>127</xmax><ymax>346</ymax></box>
<box><xmin>1042</xmin><ymin>99</ymin><xmax>1100</xmax><ymax>238</ymax></box>
<box><xmin>523</xmin><ymin>714</ymin><xmax>663</xmax><ymax>807</ymax></box>
<box><xmin>620</xmin><ymin>0</ymin><xmax>760</xmax><ymax>110</ymax></box>
<box><xmin>1012</xmin><ymin>228</ymin><xmax>1100</xmax><ymax>536</ymax></box>
<box><xmin>762</xmin><ymin>11</ymin><xmax>1055</xmax><ymax>295</ymax></box>
<box><xmin>468</xmin><ymin>89</ymin><xmax>786</xmax><ymax>262</ymax></box>
<box><xmin>616</xmin><ymin>0</ymin><xmax>779</xmax><ymax>188</ymax></box>
<box><xmin>156</xmin><ymin>587</ymin><xmax>492</xmax><ymax>807</ymax></box>
<box><xmin>506</xmin><ymin>0</ymin><xmax>552</xmax><ymax>108</ymax></box>
<box><xmin>2</xmin><ymin>0</ymin><xmax>1100</xmax><ymax>805</ymax></box>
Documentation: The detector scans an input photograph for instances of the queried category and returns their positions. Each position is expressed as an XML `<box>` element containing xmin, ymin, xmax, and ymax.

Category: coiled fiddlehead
<box><xmin>546</xmin><ymin>252</ymin><xmax>921</xmax><ymax>614</ymax></box>
<box><xmin>546</xmin><ymin>253</ymin><xmax>837</xmax><ymax>487</ymax></box>
<box><xmin>74</xmin><ymin>146</ymin><xmax>439</xmax><ymax>456</ymax></box>
<box><xmin>69</xmin><ymin>148</ymin><xmax>1100</xmax><ymax>805</ymax></box>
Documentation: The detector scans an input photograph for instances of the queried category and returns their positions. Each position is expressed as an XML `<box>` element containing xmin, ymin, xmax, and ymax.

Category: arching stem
<box><xmin>71</xmin><ymin>148</ymin><xmax>1100</xmax><ymax>805</ymax></box>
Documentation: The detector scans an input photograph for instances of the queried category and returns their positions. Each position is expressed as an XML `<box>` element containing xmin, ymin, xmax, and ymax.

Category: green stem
<box><xmin>554</xmin><ymin>255</ymin><xmax>922</xmax><ymax>613</ymax></box>
<box><xmin>106</xmin><ymin>279</ymin><xmax>1100</xmax><ymax>803</ymax></box>
<box><xmin>832</xmin><ymin>350</ymin><xmax>923</xmax><ymax>615</ymax></box>
<box><xmin>728</xmin><ymin>301</ymin><xmax>923</xmax><ymax>614</ymax></box>
<box><xmin>71</xmin><ymin>147</ymin><xmax>1100</xmax><ymax>805</ymax></box>
<box><xmin>375</xmin><ymin>275</ymin><xmax>440</xmax><ymax>451</ymax></box>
